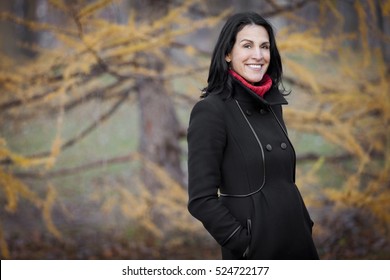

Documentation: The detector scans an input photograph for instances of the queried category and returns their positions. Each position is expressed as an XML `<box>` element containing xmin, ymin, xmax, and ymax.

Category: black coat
<box><xmin>187</xmin><ymin>78</ymin><xmax>319</xmax><ymax>259</ymax></box>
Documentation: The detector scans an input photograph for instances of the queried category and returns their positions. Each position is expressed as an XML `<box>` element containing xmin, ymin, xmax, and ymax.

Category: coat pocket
<box><xmin>243</xmin><ymin>218</ymin><xmax>252</xmax><ymax>258</ymax></box>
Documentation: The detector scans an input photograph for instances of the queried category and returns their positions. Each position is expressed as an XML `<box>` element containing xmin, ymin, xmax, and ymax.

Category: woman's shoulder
<box><xmin>191</xmin><ymin>93</ymin><xmax>226</xmax><ymax>115</ymax></box>
<box><xmin>188</xmin><ymin>93</ymin><xmax>227</xmax><ymax>133</ymax></box>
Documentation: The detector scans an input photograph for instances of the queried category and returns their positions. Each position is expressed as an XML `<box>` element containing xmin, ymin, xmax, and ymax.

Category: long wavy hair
<box><xmin>202</xmin><ymin>12</ymin><xmax>286</xmax><ymax>98</ymax></box>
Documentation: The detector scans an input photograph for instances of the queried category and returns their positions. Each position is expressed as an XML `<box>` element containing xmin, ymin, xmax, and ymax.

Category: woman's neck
<box><xmin>229</xmin><ymin>69</ymin><xmax>272</xmax><ymax>98</ymax></box>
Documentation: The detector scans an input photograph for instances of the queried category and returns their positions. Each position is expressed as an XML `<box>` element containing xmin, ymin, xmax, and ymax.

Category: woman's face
<box><xmin>226</xmin><ymin>24</ymin><xmax>270</xmax><ymax>84</ymax></box>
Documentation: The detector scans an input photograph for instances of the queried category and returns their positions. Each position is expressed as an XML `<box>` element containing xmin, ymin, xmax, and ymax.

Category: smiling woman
<box><xmin>225</xmin><ymin>24</ymin><xmax>270</xmax><ymax>84</ymax></box>
<box><xmin>187</xmin><ymin>12</ymin><xmax>319</xmax><ymax>260</ymax></box>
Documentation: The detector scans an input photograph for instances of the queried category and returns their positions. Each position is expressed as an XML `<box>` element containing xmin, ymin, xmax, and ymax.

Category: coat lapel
<box><xmin>231</xmin><ymin>79</ymin><xmax>288</xmax><ymax>106</ymax></box>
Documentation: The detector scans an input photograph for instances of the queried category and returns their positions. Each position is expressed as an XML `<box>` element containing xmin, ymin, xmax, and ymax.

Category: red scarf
<box><xmin>229</xmin><ymin>69</ymin><xmax>272</xmax><ymax>98</ymax></box>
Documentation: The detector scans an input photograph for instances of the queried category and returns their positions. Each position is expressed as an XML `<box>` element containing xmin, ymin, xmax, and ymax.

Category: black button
<box><xmin>245</xmin><ymin>109</ymin><xmax>252</xmax><ymax>116</ymax></box>
<box><xmin>281</xmin><ymin>142</ymin><xmax>287</xmax><ymax>149</ymax></box>
<box><xmin>266</xmin><ymin>144</ymin><xmax>272</xmax><ymax>151</ymax></box>
<box><xmin>260</xmin><ymin>109</ymin><xmax>267</xmax><ymax>114</ymax></box>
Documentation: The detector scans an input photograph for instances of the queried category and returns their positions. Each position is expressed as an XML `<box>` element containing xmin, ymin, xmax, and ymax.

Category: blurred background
<box><xmin>0</xmin><ymin>0</ymin><xmax>389</xmax><ymax>260</ymax></box>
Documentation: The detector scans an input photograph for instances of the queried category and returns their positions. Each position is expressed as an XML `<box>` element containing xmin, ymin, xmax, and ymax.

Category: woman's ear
<box><xmin>225</xmin><ymin>54</ymin><xmax>231</xmax><ymax>63</ymax></box>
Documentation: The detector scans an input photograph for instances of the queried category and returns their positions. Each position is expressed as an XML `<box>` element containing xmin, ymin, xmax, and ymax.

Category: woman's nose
<box><xmin>252</xmin><ymin>47</ymin><xmax>263</xmax><ymax>60</ymax></box>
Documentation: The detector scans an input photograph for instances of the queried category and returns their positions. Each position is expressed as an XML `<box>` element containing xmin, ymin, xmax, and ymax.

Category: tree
<box><xmin>0</xmin><ymin>0</ymin><xmax>227</xmax><ymax>258</ymax></box>
<box><xmin>131</xmin><ymin>0</ymin><xmax>185</xmax><ymax>191</ymax></box>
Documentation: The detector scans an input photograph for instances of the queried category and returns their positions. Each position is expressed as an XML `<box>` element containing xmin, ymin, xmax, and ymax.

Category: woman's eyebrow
<box><xmin>240</xmin><ymin>39</ymin><xmax>270</xmax><ymax>44</ymax></box>
<box><xmin>240</xmin><ymin>39</ymin><xmax>253</xmax><ymax>43</ymax></box>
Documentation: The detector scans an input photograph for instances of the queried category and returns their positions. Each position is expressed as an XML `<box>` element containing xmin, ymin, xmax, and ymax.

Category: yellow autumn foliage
<box><xmin>0</xmin><ymin>0</ymin><xmax>224</xmax><ymax>258</ymax></box>
<box><xmin>0</xmin><ymin>0</ymin><xmax>389</xmax><ymax>259</ymax></box>
<box><xmin>278</xmin><ymin>1</ymin><xmax>390</xmax><ymax>242</ymax></box>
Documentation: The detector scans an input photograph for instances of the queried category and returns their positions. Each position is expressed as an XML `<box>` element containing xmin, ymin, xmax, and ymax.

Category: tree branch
<box><xmin>263</xmin><ymin>0</ymin><xmax>313</xmax><ymax>17</ymax></box>
<box><xmin>296</xmin><ymin>152</ymin><xmax>353</xmax><ymax>163</ymax></box>
<box><xmin>14</xmin><ymin>153</ymin><xmax>137</xmax><ymax>179</ymax></box>
<box><xmin>62</xmin><ymin>82</ymin><xmax>136</xmax><ymax>112</ymax></box>
<box><xmin>29</xmin><ymin>91</ymin><xmax>129</xmax><ymax>159</ymax></box>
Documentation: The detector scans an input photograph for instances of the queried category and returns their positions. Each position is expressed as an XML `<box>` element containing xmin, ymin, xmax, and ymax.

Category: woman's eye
<box><xmin>243</xmin><ymin>44</ymin><xmax>251</xmax><ymax>49</ymax></box>
<box><xmin>262</xmin><ymin>45</ymin><xmax>270</xmax><ymax>49</ymax></box>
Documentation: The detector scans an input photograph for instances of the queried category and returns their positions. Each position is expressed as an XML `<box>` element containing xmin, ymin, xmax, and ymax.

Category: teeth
<box><xmin>248</xmin><ymin>64</ymin><xmax>262</xmax><ymax>69</ymax></box>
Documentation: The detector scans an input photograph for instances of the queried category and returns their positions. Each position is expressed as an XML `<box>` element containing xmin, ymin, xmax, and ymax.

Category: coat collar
<box><xmin>231</xmin><ymin>78</ymin><xmax>288</xmax><ymax>106</ymax></box>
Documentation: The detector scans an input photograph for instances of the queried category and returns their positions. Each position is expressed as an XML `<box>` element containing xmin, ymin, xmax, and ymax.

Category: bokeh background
<box><xmin>0</xmin><ymin>0</ymin><xmax>389</xmax><ymax>260</ymax></box>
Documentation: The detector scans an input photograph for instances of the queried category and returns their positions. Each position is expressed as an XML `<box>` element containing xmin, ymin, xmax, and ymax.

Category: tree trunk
<box><xmin>137</xmin><ymin>74</ymin><xmax>184</xmax><ymax>192</ymax></box>
<box><xmin>133</xmin><ymin>1</ymin><xmax>184</xmax><ymax>193</ymax></box>
<box><xmin>0</xmin><ymin>0</ymin><xmax>40</xmax><ymax>59</ymax></box>
<box><xmin>374</xmin><ymin>0</ymin><xmax>390</xmax><ymax>69</ymax></box>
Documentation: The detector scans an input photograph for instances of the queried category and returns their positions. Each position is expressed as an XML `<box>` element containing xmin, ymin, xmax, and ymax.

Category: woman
<box><xmin>187</xmin><ymin>12</ymin><xmax>319</xmax><ymax>260</ymax></box>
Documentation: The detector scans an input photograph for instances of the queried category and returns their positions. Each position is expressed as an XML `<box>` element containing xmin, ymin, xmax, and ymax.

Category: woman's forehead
<box><xmin>236</xmin><ymin>25</ymin><xmax>269</xmax><ymax>42</ymax></box>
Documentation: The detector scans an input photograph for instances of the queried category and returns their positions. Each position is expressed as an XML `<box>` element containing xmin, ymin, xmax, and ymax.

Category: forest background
<box><xmin>0</xmin><ymin>0</ymin><xmax>389</xmax><ymax>260</ymax></box>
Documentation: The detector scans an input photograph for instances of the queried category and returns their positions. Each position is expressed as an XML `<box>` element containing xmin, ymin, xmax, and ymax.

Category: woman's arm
<box><xmin>187</xmin><ymin>98</ymin><xmax>250</xmax><ymax>255</ymax></box>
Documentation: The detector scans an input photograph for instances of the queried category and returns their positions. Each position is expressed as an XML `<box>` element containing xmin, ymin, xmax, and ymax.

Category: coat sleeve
<box><xmin>187</xmin><ymin>98</ymin><xmax>250</xmax><ymax>256</ymax></box>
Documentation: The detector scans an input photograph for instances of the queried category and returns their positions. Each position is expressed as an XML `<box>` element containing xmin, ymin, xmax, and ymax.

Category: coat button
<box><xmin>245</xmin><ymin>109</ymin><xmax>252</xmax><ymax>116</ymax></box>
<box><xmin>266</xmin><ymin>144</ymin><xmax>272</xmax><ymax>151</ymax></box>
<box><xmin>281</xmin><ymin>142</ymin><xmax>287</xmax><ymax>149</ymax></box>
<box><xmin>260</xmin><ymin>109</ymin><xmax>267</xmax><ymax>115</ymax></box>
